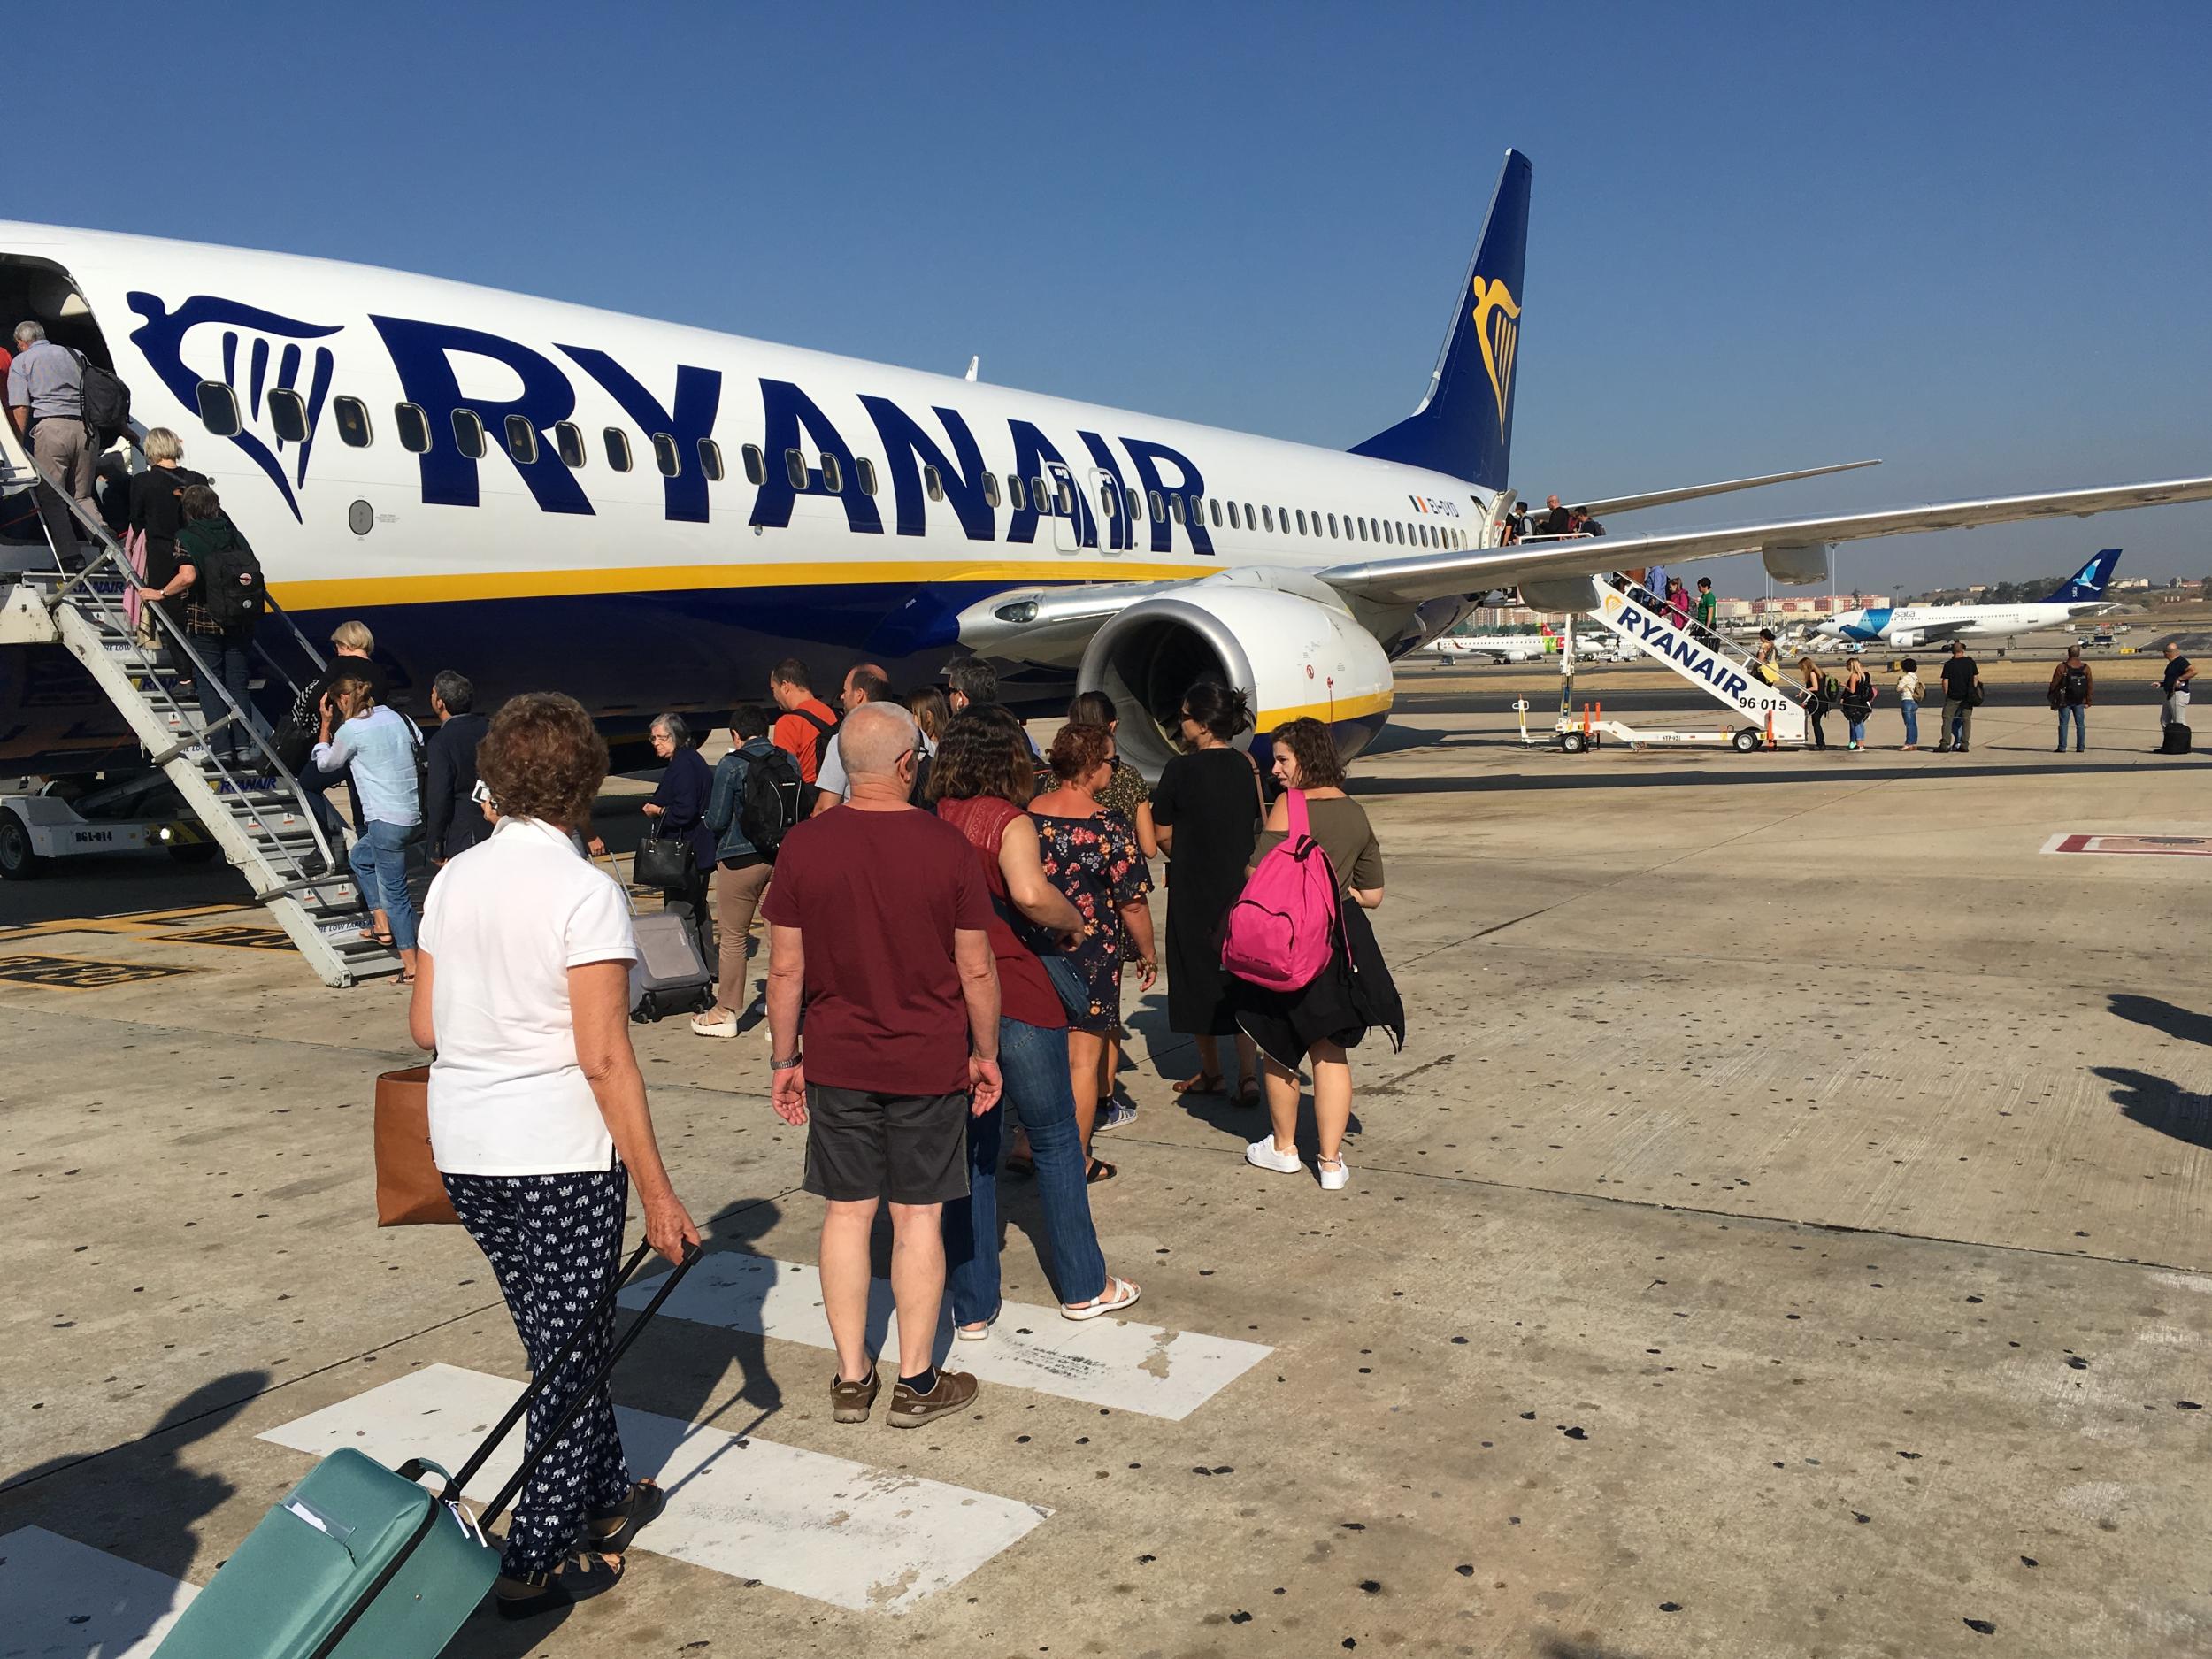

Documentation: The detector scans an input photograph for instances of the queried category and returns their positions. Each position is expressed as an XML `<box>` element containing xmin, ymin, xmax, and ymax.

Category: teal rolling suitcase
<box><xmin>153</xmin><ymin>1240</ymin><xmax>698</xmax><ymax>1659</ymax></box>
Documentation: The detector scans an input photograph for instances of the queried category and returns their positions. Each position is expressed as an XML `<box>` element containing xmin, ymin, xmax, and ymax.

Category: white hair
<box><xmin>840</xmin><ymin>702</ymin><xmax>918</xmax><ymax>777</ymax></box>
<box><xmin>14</xmin><ymin>320</ymin><xmax>45</xmax><ymax>346</ymax></box>
<box><xmin>142</xmin><ymin>427</ymin><xmax>183</xmax><ymax>464</ymax></box>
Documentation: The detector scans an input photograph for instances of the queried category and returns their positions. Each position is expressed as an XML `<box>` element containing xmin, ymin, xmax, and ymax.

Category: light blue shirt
<box><xmin>314</xmin><ymin>705</ymin><xmax>422</xmax><ymax>827</ymax></box>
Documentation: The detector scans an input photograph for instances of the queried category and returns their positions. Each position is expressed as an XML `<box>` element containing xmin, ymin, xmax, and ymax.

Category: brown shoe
<box><xmin>830</xmin><ymin>1369</ymin><xmax>880</xmax><ymax>1424</ymax></box>
<box><xmin>887</xmin><ymin>1368</ymin><xmax>978</xmax><ymax>1428</ymax></box>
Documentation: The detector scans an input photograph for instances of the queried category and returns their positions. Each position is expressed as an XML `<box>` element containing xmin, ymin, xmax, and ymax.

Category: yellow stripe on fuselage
<box><xmin>267</xmin><ymin>557</ymin><xmax>1198</xmax><ymax>611</ymax></box>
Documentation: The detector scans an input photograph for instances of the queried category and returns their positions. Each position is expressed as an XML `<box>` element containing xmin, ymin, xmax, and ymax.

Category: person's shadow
<box><xmin>2108</xmin><ymin>993</ymin><xmax>2212</xmax><ymax>1048</ymax></box>
<box><xmin>2093</xmin><ymin>1066</ymin><xmax>2212</xmax><ymax>1152</ymax></box>
<box><xmin>1</xmin><ymin>1371</ymin><xmax>265</xmax><ymax>1659</ymax></box>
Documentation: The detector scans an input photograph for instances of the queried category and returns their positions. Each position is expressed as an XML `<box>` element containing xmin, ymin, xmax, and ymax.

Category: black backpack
<box><xmin>70</xmin><ymin>350</ymin><xmax>132</xmax><ymax>450</ymax></box>
<box><xmin>198</xmin><ymin>528</ymin><xmax>266</xmax><ymax>630</ymax></box>
<box><xmin>2062</xmin><ymin>664</ymin><xmax>2089</xmax><ymax>703</ymax></box>
<box><xmin>739</xmin><ymin>746</ymin><xmax>805</xmax><ymax>862</ymax></box>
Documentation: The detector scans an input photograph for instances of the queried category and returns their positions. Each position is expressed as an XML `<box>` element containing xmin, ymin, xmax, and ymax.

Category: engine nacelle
<box><xmin>1079</xmin><ymin>582</ymin><xmax>1394</xmax><ymax>776</ymax></box>
<box><xmin>1890</xmin><ymin>629</ymin><xmax>1920</xmax><ymax>649</ymax></box>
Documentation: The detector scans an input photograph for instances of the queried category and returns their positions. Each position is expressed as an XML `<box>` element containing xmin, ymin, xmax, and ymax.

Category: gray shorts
<box><xmin>803</xmin><ymin>1087</ymin><xmax>969</xmax><ymax>1206</ymax></box>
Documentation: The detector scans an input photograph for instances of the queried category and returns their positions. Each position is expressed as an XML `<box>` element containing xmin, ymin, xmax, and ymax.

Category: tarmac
<box><xmin>3</xmin><ymin>670</ymin><xmax>2208</xmax><ymax>1658</ymax></box>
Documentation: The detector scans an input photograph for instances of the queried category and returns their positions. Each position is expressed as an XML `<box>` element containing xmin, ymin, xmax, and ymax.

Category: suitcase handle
<box><xmin>472</xmin><ymin>1238</ymin><xmax>701</xmax><ymax>1529</ymax></box>
<box><xmin>425</xmin><ymin>1237</ymin><xmax>698</xmax><ymax>1521</ymax></box>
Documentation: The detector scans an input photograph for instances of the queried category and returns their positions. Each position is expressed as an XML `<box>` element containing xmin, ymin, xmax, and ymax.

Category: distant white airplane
<box><xmin>1432</xmin><ymin>632</ymin><xmax>1552</xmax><ymax>663</ymax></box>
<box><xmin>1818</xmin><ymin>549</ymin><xmax>2124</xmax><ymax>648</ymax></box>
<box><xmin>5</xmin><ymin>150</ymin><xmax>2210</xmax><ymax>779</ymax></box>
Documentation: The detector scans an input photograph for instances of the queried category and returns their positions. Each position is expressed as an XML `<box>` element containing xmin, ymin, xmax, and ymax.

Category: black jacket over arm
<box><xmin>424</xmin><ymin>711</ymin><xmax>491</xmax><ymax>861</ymax></box>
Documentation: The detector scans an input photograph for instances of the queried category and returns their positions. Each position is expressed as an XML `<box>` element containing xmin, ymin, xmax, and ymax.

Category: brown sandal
<box><xmin>1173</xmin><ymin>1071</ymin><xmax>1225</xmax><ymax>1095</ymax></box>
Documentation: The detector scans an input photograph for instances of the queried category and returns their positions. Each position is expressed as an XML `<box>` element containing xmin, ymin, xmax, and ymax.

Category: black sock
<box><xmin>898</xmin><ymin>1367</ymin><xmax>938</xmax><ymax>1394</ymax></box>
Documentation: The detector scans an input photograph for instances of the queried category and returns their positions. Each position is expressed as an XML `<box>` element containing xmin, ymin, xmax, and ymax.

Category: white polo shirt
<box><xmin>419</xmin><ymin>816</ymin><xmax>638</xmax><ymax>1176</ymax></box>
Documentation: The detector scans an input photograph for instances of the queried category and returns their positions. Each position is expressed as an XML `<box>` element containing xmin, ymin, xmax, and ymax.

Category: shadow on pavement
<box><xmin>2108</xmin><ymin>994</ymin><xmax>2212</xmax><ymax>1048</ymax></box>
<box><xmin>2093</xmin><ymin>1066</ymin><xmax>2212</xmax><ymax>1152</ymax></box>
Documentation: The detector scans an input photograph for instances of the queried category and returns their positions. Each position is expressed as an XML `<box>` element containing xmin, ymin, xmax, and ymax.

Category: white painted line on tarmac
<box><xmin>618</xmin><ymin>1249</ymin><xmax>1273</xmax><ymax>1422</ymax></box>
<box><xmin>0</xmin><ymin>1525</ymin><xmax>200</xmax><ymax>1659</ymax></box>
<box><xmin>258</xmin><ymin>1363</ymin><xmax>1044</xmax><ymax>1613</ymax></box>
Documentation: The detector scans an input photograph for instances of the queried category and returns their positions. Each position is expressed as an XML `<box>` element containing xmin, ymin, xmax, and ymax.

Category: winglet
<box><xmin>1349</xmin><ymin>149</ymin><xmax>1532</xmax><ymax>489</ymax></box>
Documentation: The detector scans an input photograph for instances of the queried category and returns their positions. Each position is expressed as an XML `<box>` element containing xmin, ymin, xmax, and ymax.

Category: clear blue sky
<box><xmin>20</xmin><ymin>1</ymin><xmax>2212</xmax><ymax>598</ymax></box>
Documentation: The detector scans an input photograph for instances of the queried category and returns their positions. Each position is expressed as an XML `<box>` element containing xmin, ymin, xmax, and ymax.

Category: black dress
<box><xmin>1151</xmin><ymin>746</ymin><xmax>1262</xmax><ymax>1036</ymax></box>
<box><xmin>127</xmin><ymin>465</ymin><xmax>207</xmax><ymax>590</ymax></box>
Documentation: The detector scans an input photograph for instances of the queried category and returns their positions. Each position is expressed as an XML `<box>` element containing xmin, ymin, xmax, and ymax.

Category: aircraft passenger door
<box><xmin>1089</xmin><ymin>467</ymin><xmax>1125</xmax><ymax>557</ymax></box>
<box><xmin>1047</xmin><ymin>462</ymin><xmax>1087</xmax><ymax>554</ymax></box>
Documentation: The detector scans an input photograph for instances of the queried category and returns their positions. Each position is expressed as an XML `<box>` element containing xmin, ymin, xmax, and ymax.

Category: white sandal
<box><xmin>1062</xmin><ymin>1275</ymin><xmax>1141</xmax><ymax>1322</ymax></box>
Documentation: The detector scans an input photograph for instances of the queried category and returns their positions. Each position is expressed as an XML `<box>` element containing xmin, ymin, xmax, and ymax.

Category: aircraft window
<box><xmin>924</xmin><ymin>464</ymin><xmax>945</xmax><ymax>503</ymax></box>
<box><xmin>1099</xmin><ymin>481</ymin><xmax>1116</xmax><ymax>517</ymax></box>
<box><xmin>1056</xmin><ymin>479</ymin><xmax>1074</xmax><ymax>514</ymax></box>
<box><xmin>1170</xmin><ymin>494</ymin><xmax>1186</xmax><ymax>526</ymax></box>
<box><xmin>1031</xmin><ymin>475</ymin><xmax>1049</xmax><ymax>511</ymax></box>
<box><xmin>266</xmin><ymin>388</ymin><xmax>311</xmax><ymax>443</ymax></box>
<box><xmin>984</xmin><ymin>472</ymin><xmax>1001</xmax><ymax>508</ymax></box>
<box><xmin>604</xmin><ymin>427</ymin><xmax>633</xmax><ymax>472</ymax></box>
<box><xmin>1326</xmin><ymin>511</ymin><xmax>1338</xmax><ymax>538</ymax></box>
<box><xmin>696</xmin><ymin>438</ymin><xmax>725</xmax><ymax>481</ymax></box>
<box><xmin>1356</xmin><ymin>517</ymin><xmax>1368</xmax><ymax>541</ymax></box>
<box><xmin>856</xmin><ymin>457</ymin><xmax>878</xmax><ymax>495</ymax></box>
<box><xmin>1279</xmin><ymin>506</ymin><xmax>1290</xmax><ymax>533</ymax></box>
<box><xmin>394</xmin><ymin>402</ymin><xmax>430</xmax><ymax>453</ymax></box>
<box><xmin>1226</xmin><ymin>501</ymin><xmax>1240</xmax><ymax>529</ymax></box>
<box><xmin>741</xmin><ymin>442</ymin><xmax>764</xmax><ymax>485</ymax></box>
<box><xmin>332</xmin><ymin>396</ymin><xmax>372</xmax><ymax>449</ymax></box>
<box><xmin>821</xmin><ymin>453</ymin><xmax>844</xmax><ymax>493</ymax></box>
<box><xmin>1244</xmin><ymin>502</ymin><xmax>1256</xmax><ymax>528</ymax></box>
<box><xmin>1295</xmin><ymin>508</ymin><xmax>1308</xmax><ymax>535</ymax></box>
<box><xmin>1210</xmin><ymin>497</ymin><xmax>1223</xmax><ymax>527</ymax></box>
<box><xmin>651</xmin><ymin>433</ymin><xmax>681</xmax><ymax>477</ymax></box>
<box><xmin>196</xmin><ymin>380</ymin><xmax>242</xmax><ymax>437</ymax></box>
<box><xmin>451</xmin><ymin>409</ymin><xmax>487</xmax><ymax>459</ymax></box>
<box><xmin>1008</xmin><ymin>474</ymin><xmax>1027</xmax><ymax>511</ymax></box>
<box><xmin>1148</xmin><ymin>489</ymin><xmax>1165</xmax><ymax>524</ymax></box>
<box><xmin>785</xmin><ymin>448</ymin><xmax>807</xmax><ymax>488</ymax></box>
<box><xmin>505</xmin><ymin>414</ymin><xmax>539</xmax><ymax>465</ymax></box>
<box><xmin>1261</xmin><ymin>505</ymin><xmax>1274</xmax><ymax>532</ymax></box>
<box><xmin>1125</xmin><ymin>487</ymin><xmax>1141</xmax><ymax>521</ymax></box>
<box><xmin>555</xmin><ymin>421</ymin><xmax>586</xmax><ymax>468</ymax></box>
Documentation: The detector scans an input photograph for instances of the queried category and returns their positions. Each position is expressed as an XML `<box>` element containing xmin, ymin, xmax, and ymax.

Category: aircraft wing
<box><xmin>1322</xmin><ymin>475</ymin><xmax>2212</xmax><ymax>606</ymax></box>
<box><xmin>1572</xmin><ymin>458</ymin><xmax>1881</xmax><ymax>518</ymax></box>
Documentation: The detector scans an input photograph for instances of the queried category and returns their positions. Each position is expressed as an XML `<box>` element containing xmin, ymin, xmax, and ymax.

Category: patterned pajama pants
<box><xmin>442</xmin><ymin>1166</ymin><xmax>633</xmax><ymax>1575</ymax></box>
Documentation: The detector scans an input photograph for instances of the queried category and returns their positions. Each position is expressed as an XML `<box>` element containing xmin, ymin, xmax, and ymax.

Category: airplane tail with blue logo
<box><xmin>1349</xmin><ymin>148</ymin><xmax>1532</xmax><ymax>492</ymax></box>
<box><xmin>2044</xmin><ymin>549</ymin><xmax>2121</xmax><ymax>603</ymax></box>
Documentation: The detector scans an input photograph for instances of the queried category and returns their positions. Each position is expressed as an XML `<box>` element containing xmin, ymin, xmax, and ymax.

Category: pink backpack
<box><xmin>1221</xmin><ymin>789</ymin><xmax>1340</xmax><ymax>992</ymax></box>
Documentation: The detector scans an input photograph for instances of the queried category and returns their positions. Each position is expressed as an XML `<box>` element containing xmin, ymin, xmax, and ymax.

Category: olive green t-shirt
<box><xmin>1252</xmin><ymin>795</ymin><xmax>1384</xmax><ymax>895</ymax></box>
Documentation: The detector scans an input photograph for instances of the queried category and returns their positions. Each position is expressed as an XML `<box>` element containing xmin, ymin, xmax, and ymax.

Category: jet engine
<box><xmin>1889</xmin><ymin>630</ymin><xmax>1920</xmax><ymax>649</ymax></box>
<box><xmin>1078</xmin><ymin>576</ymin><xmax>1394</xmax><ymax>775</ymax></box>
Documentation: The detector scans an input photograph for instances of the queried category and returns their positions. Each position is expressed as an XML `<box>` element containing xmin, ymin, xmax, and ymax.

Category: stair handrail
<box><xmin>7</xmin><ymin>438</ymin><xmax>340</xmax><ymax>876</ymax></box>
<box><xmin>1599</xmin><ymin>572</ymin><xmax>1814</xmax><ymax>709</ymax></box>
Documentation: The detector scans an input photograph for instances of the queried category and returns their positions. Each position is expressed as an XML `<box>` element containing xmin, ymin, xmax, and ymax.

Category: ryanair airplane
<box><xmin>4</xmin><ymin>150</ymin><xmax>2208</xmax><ymax>776</ymax></box>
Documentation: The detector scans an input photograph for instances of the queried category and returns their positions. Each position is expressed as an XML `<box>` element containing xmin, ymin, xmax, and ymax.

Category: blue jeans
<box><xmin>191</xmin><ymin>634</ymin><xmax>254</xmax><ymax>764</ymax></box>
<box><xmin>2057</xmin><ymin>704</ymin><xmax>2085</xmax><ymax>749</ymax></box>
<box><xmin>1901</xmin><ymin>700</ymin><xmax>1918</xmax><ymax>745</ymax></box>
<box><xmin>349</xmin><ymin>819</ymin><xmax>419</xmax><ymax>950</ymax></box>
<box><xmin>945</xmin><ymin>1015</ymin><xmax>1107</xmax><ymax>1321</ymax></box>
<box><xmin>1847</xmin><ymin>717</ymin><xmax>1867</xmax><ymax>746</ymax></box>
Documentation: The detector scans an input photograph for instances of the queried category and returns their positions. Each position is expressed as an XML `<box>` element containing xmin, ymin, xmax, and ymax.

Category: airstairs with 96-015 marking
<box><xmin>1546</xmin><ymin>573</ymin><xmax>1812</xmax><ymax>753</ymax></box>
<box><xmin>0</xmin><ymin>423</ymin><xmax>402</xmax><ymax>987</ymax></box>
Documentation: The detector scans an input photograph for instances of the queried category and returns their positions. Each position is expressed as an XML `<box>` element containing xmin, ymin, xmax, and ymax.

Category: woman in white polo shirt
<box><xmin>408</xmin><ymin>691</ymin><xmax>700</xmax><ymax>1621</ymax></box>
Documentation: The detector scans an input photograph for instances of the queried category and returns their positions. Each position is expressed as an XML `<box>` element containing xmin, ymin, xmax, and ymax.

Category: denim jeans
<box><xmin>1901</xmin><ymin>700</ymin><xmax>1918</xmax><ymax>746</ymax></box>
<box><xmin>2057</xmin><ymin>704</ymin><xmax>2085</xmax><ymax>749</ymax></box>
<box><xmin>945</xmin><ymin>1015</ymin><xmax>1107</xmax><ymax>1321</ymax></box>
<box><xmin>349</xmin><ymin>818</ymin><xmax>419</xmax><ymax>950</ymax></box>
<box><xmin>1847</xmin><ymin>718</ymin><xmax>1867</xmax><ymax>746</ymax></box>
<box><xmin>191</xmin><ymin>634</ymin><xmax>254</xmax><ymax>764</ymax></box>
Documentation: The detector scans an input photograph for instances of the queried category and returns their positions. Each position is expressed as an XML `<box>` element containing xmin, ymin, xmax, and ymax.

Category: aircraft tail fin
<box><xmin>2045</xmin><ymin>548</ymin><xmax>2121</xmax><ymax>603</ymax></box>
<box><xmin>1349</xmin><ymin>148</ymin><xmax>1531</xmax><ymax>490</ymax></box>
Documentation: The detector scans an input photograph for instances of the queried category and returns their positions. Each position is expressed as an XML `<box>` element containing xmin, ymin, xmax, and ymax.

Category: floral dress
<box><xmin>1097</xmin><ymin>759</ymin><xmax>1153</xmax><ymax>964</ymax></box>
<box><xmin>1031</xmin><ymin>807</ymin><xmax>1152</xmax><ymax>1033</ymax></box>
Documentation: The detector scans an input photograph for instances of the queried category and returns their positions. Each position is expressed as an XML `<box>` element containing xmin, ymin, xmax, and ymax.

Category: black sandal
<box><xmin>1086</xmin><ymin>1157</ymin><xmax>1117</xmax><ymax>1185</ymax></box>
<box><xmin>585</xmin><ymin>1479</ymin><xmax>666</xmax><ymax>1554</ymax></box>
<box><xmin>494</xmin><ymin>1548</ymin><xmax>624</xmax><ymax>1621</ymax></box>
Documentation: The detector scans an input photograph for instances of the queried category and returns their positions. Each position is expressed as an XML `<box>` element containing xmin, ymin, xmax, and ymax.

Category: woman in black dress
<box><xmin>126</xmin><ymin>427</ymin><xmax>207</xmax><ymax>639</ymax></box>
<box><xmin>1150</xmin><ymin>681</ymin><xmax>1264</xmax><ymax>1105</ymax></box>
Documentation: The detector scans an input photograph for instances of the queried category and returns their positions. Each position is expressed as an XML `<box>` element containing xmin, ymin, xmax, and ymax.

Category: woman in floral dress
<box><xmin>1030</xmin><ymin>721</ymin><xmax>1156</xmax><ymax>1182</ymax></box>
<box><xmin>1064</xmin><ymin>691</ymin><xmax>1157</xmax><ymax>1128</ymax></box>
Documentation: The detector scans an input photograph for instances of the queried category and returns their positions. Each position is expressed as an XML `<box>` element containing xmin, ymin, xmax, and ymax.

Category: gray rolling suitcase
<box><xmin>599</xmin><ymin>849</ymin><xmax>714</xmax><ymax>1022</ymax></box>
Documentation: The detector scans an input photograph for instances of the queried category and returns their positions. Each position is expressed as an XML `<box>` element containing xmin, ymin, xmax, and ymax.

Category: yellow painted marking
<box><xmin>0</xmin><ymin>902</ymin><xmax>243</xmax><ymax>945</ymax></box>
<box><xmin>271</xmin><ymin>557</ymin><xmax>1198</xmax><ymax>611</ymax></box>
<box><xmin>1252</xmin><ymin>689</ymin><xmax>1394</xmax><ymax>729</ymax></box>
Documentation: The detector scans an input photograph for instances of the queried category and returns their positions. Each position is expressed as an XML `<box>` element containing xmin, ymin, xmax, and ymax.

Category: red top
<box><xmin>760</xmin><ymin>805</ymin><xmax>993</xmax><ymax>1094</ymax></box>
<box><xmin>771</xmin><ymin>697</ymin><xmax>840</xmax><ymax>782</ymax></box>
<box><xmin>935</xmin><ymin>795</ymin><xmax>1065</xmax><ymax>1031</ymax></box>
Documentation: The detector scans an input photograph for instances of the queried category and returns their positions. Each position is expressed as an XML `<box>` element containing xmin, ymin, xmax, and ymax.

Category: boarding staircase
<box><xmin>1575</xmin><ymin>573</ymin><xmax>1811</xmax><ymax>743</ymax></box>
<box><xmin>0</xmin><ymin>431</ymin><xmax>401</xmax><ymax>987</ymax></box>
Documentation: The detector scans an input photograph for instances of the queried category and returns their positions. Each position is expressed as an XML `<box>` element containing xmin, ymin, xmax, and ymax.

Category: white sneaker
<box><xmin>1244</xmin><ymin>1136</ymin><xmax>1302</xmax><ymax>1175</ymax></box>
<box><xmin>690</xmin><ymin>1009</ymin><xmax>738</xmax><ymax>1039</ymax></box>
<box><xmin>1317</xmin><ymin>1156</ymin><xmax>1350</xmax><ymax>1192</ymax></box>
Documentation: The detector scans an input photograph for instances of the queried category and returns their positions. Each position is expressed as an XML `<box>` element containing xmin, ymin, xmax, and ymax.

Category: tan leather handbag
<box><xmin>373</xmin><ymin>1065</ymin><xmax>458</xmax><ymax>1226</ymax></box>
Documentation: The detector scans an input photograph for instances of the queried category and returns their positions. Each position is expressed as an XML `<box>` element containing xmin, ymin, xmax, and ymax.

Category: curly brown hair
<box><xmin>1047</xmin><ymin>720</ymin><xmax>1114</xmax><ymax>784</ymax></box>
<box><xmin>927</xmin><ymin>710</ymin><xmax>1034</xmax><ymax>806</ymax></box>
<box><xmin>477</xmin><ymin>692</ymin><xmax>607</xmax><ymax>829</ymax></box>
<box><xmin>1269</xmin><ymin>717</ymin><xmax>1344</xmax><ymax>789</ymax></box>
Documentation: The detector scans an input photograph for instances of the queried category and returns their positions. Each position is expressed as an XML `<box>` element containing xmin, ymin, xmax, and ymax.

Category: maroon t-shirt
<box><xmin>760</xmin><ymin>805</ymin><xmax>993</xmax><ymax>1094</ymax></box>
<box><xmin>934</xmin><ymin>795</ymin><xmax>1065</xmax><ymax>1032</ymax></box>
